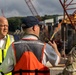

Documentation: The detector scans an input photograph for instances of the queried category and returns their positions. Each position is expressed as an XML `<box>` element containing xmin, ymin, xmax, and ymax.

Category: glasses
<box><xmin>0</xmin><ymin>25</ymin><xmax>9</xmax><ymax>27</ymax></box>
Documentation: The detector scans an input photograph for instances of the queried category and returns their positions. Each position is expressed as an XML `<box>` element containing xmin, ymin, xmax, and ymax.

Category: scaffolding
<box><xmin>59</xmin><ymin>0</ymin><xmax>76</xmax><ymax>30</ymax></box>
<box><xmin>59</xmin><ymin>0</ymin><xmax>76</xmax><ymax>55</ymax></box>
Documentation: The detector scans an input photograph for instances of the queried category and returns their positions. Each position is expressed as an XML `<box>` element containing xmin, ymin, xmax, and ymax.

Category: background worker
<box><xmin>0</xmin><ymin>16</ymin><xmax>14</xmax><ymax>75</ymax></box>
<box><xmin>0</xmin><ymin>16</ymin><xmax>61</xmax><ymax>74</ymax></box>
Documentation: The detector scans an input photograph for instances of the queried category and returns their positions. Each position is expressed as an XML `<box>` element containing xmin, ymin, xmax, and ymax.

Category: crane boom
<box><xmin>1</xmin><ymin>9</ymin><xmax>5</xmax><ymax>17</ymax></box>
<box><xmin>59</xmin><ymin>0</ymin><xmax>76</xmax><ymax>30</ymax></box>
<box><xmin>24</xmin><ymin>0</ymin><xmax>42</xmax><ymax>21</ymax></box>
<box><xmin>24</xmin><ymin>0</ymin><xmax>39</xmax><ymax>16</ymax></box>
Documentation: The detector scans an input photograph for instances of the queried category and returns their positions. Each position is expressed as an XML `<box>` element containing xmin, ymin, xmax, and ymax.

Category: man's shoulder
<box><xmin>7</xmin><ymin>34</ymin><xmax>13</xmax><ymax>38</ymax></box>
<box><xmin>7</xmin><ymin>34</ymin><xmax>13</xmax><ymax>36</ymax></box>
<box><xmin>7</xmin><ymin>34</ymin><xmax>14</xmax><ymax>42</ymax></box>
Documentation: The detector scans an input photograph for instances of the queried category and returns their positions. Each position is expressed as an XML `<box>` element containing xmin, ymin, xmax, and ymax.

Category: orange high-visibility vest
<box><xmin>12</xmin><ymin>41</ymin><xmax>50</xmax><ymax>75</ymax></box>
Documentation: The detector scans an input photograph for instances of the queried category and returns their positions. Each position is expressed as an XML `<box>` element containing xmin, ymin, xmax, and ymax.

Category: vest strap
<box><xmin>2</xmin><ymin>50</ymin><xmax>4</xmax><ymax>61</ymax></box>
<box><xmin>0</xmin><ymin>50</ymin><xmax>4</xmax><ymax>75</ymax></box>
<box><xmin>1</xmin><ymin>72</ymin><xmax>4</xmax><ymax>75</ymax></box>
<box><xmin>12</xmin><ymin>69</ymin><xmax>50</xmax><ymax>75</ymax></box>
<box><xmin>0</xmin><ymin>50</ymin><xmax>4</xmax><ymax>64</ymax></box>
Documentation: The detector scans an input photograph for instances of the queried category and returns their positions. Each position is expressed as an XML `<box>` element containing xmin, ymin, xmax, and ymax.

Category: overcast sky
<box><xmin>0</xmin><ymin>0</ymin><xmax>76</xmax><ymax>18</ymax></box>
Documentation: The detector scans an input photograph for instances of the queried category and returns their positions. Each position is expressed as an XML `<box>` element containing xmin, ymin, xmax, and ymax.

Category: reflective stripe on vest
<box><xmin>0</xmin><ymin>34</ymin><xmax>13</xmax><ymax>75</ymax></box>
<box><xmin>14</xmin><ymin>40</ymin><xmax>44</xmax><ymax>62</ymax></box>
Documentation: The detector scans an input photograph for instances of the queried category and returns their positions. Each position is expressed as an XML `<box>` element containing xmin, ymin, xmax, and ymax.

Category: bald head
<box><xmin>0</xmin><ymin>16</ymin><xmax>8</xmax><ymax>24</ymax></box>
<box><xmin>0</xmin><ymin>16</ymin><xmax>9</xmax><ymax>39</ymax></box>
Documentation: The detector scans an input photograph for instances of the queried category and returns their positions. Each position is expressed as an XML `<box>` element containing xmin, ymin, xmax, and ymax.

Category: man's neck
<box><xmin>0</xmin><ymin>36</ymin><xmax>5</xmax><ymax>40</ymax></box>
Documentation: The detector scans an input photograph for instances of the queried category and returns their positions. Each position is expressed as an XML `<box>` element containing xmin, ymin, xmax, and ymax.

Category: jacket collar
<box><xmin>22</xmin><ymin>34</ymin><xmax>39</xmax><ymax>40</ymax></box>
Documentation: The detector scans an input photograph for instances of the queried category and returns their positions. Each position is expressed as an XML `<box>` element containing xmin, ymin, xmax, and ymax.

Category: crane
<box><xmin>1</xmin><ymin>9</ymin><xmax>5</xmax><ymax>17</ymax></box>
<box><xmin>24</xmin><ymin>0</ymin><xmax>42</xmax><ymax>21</ymax></box>
<box><xmin>59</xmin><ymin>0</ymin><xmax>76</xmax><ymax>30</ymax></box>
<box><xmin>58</xmin><ymin>0</ymin><xmax>76</xmax><ymax>56</ymax></box>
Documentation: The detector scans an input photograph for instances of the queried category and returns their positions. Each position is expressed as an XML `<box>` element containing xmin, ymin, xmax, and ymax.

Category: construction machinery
<box><xmin>50</xmin><ymin>0</ymin><xmax>76</xmax><ymax>56</ymax></box>
<box><xmin>59</xmin><ymin>0</ymin><xmax>76</xmax><ymax>30</ymax></box>
<box><xmin>59</xmin><ymin>0</ymin><xmax>76</xmax><ymax>55</ymax></box>
<box><xmin>24</xmin><ymin>0</ymin><xmax>42</xmax><ymax>21</ymax></box>
<box><xmin>1</xmin><ymin>9</ymin><xmax>5</xmax><ymax>17</ymax></box>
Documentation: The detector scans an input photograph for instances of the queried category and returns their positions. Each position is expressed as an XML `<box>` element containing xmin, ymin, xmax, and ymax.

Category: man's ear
<box><xmin>32</xmin><ymin>25</ymin><xmax>37</xmax><ymax>31</ymax></box>
<box><xmin>32</xmin><ymin>26</ymin><xmax>35</xmax><ymax>31</ymax></box>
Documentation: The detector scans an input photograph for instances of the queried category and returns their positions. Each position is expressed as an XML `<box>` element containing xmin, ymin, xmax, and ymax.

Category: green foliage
<box><xmin>7</xmin><ymin>15</ymin><xmax>61</xmax><ymax>32</ymax></box>
<box><xmin>8</xmin><ymin>17</ymin><xmax>22</xmax><ymax>32</ymax></box>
